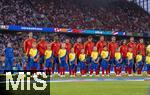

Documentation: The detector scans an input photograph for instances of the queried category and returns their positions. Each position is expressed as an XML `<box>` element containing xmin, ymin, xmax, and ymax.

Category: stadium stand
<box><xmin>0</xmin><ymin>0</ymin><xmax>150</xmax><ymax>32</ymax></box>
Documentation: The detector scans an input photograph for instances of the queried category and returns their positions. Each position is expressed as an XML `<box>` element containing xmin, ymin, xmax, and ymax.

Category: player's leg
<box><xmin>125</xmin><ymin>58</ymin><xmax>128</xmax><ymax>74</ymax></box>
<box><xmin>106</xmin><ymin>61</ymin><xmax>109</xmax><ymax>76</ymax></box>
<box><xmin>97</xmin><ymin>59</ymin><xmax>101</xmax><ymax>75</ymax></box>
<box><xmin>90</xmin><ymin>61</ymin><xmax>94</xmax><ymax>76</ymax></box>
<box><xmin>86</xmin><ymin>56</ymin><xmax>91</xmax><ymax>74</ymax></box>
<box><xmin>109</xmin><ymin>58</ymin><xmax>115</xmax><ymax>75</ymax></box>
<box><xmin>80</xmin><ymin>62</ymin><xmax>85</xmax><ymax>76</ymax></box>
<box><xmin>73</xmin><ymin>64</ymin><xmax>76</xmax><ymax>76</ymax></box>
<box><xmin>128</xmin><ymin>60</ymin><xmax>133</xmax><ymax>76</ymax></box>
<box><xmin>94</xmin><ymin>63</ymin><xmax>99</xmax><ymax>76</ymax></box>
<box><xmin>147</xmin><ymin>64</ymin><xmax>150</xmax><ymax>76</ymax></box>
<box><xmin>62</xmin><ymin>60</ymin><xmax>66</xmax><ymax>76</ymax></box>
<box><xmin>115</xmin><ymin>60</ymin><xmax>118</xmax><ymax>76</ymax></box>
<box><xmin>39</xmin><ymin>55</ymin><xmax>44</xmax><ymax>70</ymax></box>
<box><xmin>133</xmin><ymin>57</ymin><xmax>136</xmax><ymax>73</ymax></box>
<box><xmin>4</xmin><ymin>58</ymin><xmax>10</xmax><ymax>71</ymax></box>
<box><xmin>53</xmin><ymin>56</ymin><xmax>59</xmax><ymax>75</ymax></box>
<box><xmin>70</xmin><ymin>63</ymin><xmax>75</xmax><ymax>77</ymax></box>
<box><xmin>137</xmin><ymin>62</ymin><xmax>142</xmax><ymax>75</ymax></box>
<box><xmin>49</xmin><ymin>62</ymin><xmax>53</xmax><ymax>77</ymax></box>
<box><xmin>70</xmin><ymin>64</ymin><xmax>73</xmax><ymax>76</ymax></box>
<box><xmin>45</xmin><ymin>59</ymin><xmax>50</xmax><ymax>75</ymax></box>
<box><xmin>108</xmin><ymin>59</ymin><xmax>111</xmax><ymax>74</ymax></box>
<box><xmin>122</xmin><ymin>57</ymin><xmax>127</xmax><ymax>74</ymax></box>
<box><xmin>10</xmin><ymin>58</ymin><xmax>14</xmax><ymax>72</ymax></box>
<box><xmin>105</xmin><ymin>60</ymin><xmax>109</xmax><ymax>76</ymax></box>
<box><xmin>59</xmin><ymin>60</ymin><xmax>63</xmax><ymax>77</ymax></box>
<box><xmin>101</xmin><ymin>59</ymin><xmax>105</xmax><ymax>76</ymax></box>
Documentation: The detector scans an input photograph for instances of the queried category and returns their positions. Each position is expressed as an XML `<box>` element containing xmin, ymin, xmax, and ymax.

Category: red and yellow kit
<box><xmin>84</xmin><ymin>41</ymin><xmax>94</xmax><ymax>56</ymax></box>
<box><xmin>37</xmin><ymin>40</ymin><xmax>48</xmax><ymax>56</ymax></box>
<box><xmin>65</xmin><ymin>42</ymin><xmax>71</xmax><ymax>54</ymax></box>
<box><xmin>96</xmin><ymin>41</ymin><xmax>106</xmax><ymax>54</ymax></box>
<box><xmin>51</xmin><ymin>41</ymin><xmax>61</xmax><ymax>57</ymax></box>
<box><xmin>137</xmin><ymin>43</ymin><xmax>145</xmax><ymax>56</ymax></box>
<box><xmin>115</xmin><ymin>52</ymin><xmax>121</xmax><ymax>61</ymax></box>
<box><xmin>74</xmin><ymin>43</ymin><xmax>84</xmax><ymax>57</ymax></box>
<box><xmin>120</xmin><ymin>45</ymin><xmax>128</xmax><ymax>58</ymax></box>
<box><xmin>91</xmin><ymin>51</ymin><xmax>99</xmax><ymax>61</ymax></box>
<box><xmin>108</xmin><ymin>42</ymin><xmax>118</xmax><ymax>58</ymax></box>
<box><xmin>127</xmin><ymin>42</ymin><xmax>137</xmax><ymax>57</ymax></box>
<box><xmin>24</xmin><ymin>38</ymin><xmax>36</xmax><ymax>55</ymax></box>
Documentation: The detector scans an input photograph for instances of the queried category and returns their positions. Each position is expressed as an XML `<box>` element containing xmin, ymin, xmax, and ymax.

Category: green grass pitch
<box><xmin>50</xmin><ymin>81</ymin><xmax>150</xmax><ymax>95</ymax></box>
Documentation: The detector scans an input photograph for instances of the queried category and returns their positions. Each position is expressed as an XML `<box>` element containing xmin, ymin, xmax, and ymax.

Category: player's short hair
<box><xmin>88</xmin><ymin>36</ymin><xmax>92</xmax><ymax>39</ymax></box>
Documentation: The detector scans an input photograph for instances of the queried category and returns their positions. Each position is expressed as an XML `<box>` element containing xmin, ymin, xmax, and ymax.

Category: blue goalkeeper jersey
<box><xmin>5</xmin><ymin>47</ymin><xmax>14</xmax><ymax>58</ymax></box>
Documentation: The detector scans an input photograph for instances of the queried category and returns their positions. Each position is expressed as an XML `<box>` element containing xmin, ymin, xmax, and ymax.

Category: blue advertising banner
<box><xmin>8</xmin><ymin>25</ymin><xmax>55</xmax><ymax>32</ymax></box>
<box><xmin>0</xmin><ymin>25</ymin><xmax>149</xmax><ymax>37</ymax></box>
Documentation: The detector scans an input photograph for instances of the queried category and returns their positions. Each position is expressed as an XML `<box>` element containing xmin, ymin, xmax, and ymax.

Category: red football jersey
<box><xmin>37</xmin><ymin>40</ymin><xmax>48</xmax><ymax>56</ymax></box>
<box><xmin>65</xmin><ymin>42</ymin><xmax>71</xmax><ymax>54</ymax></box>
<box><xmin>120</xmin><ymin>45</ymin><xmax>128</xmax><ymax>58</ymax></box>
<box><xmin>137</xmin><ymin>43</ymin><xmax>145</xmax><ymax>56</ymax></box>
<box><xmin>108</xmin><ymin>42</ymin><xmax>118</xmax><ymax>58</ymax></box>
<box><xmin>84</xmin><ymin>41</ymin><xmax>94</xmax><ymax>56</ymax></box>
<box><xmin>23</xmin><ymin>38</ymin><xmax>36</xmax><ymax>55</ymax></box>
<box><xmin>51</xmin><ymin>42</ymin><xmax>61</xmax><ymax>57</ymax></box>
<box><xmin>96</xmin><ymin>41</ymin><xmax>106</xmax><ymax>54</ymax></box>
<box><xmin>127</xmin><ymin>42</ymin><xmax>137</xmax><ymax>57</ymax></box>
<box><xmin>74</xmin><ymin>43</ymin><xmax>84</xmax><ymax>57</ymax></box>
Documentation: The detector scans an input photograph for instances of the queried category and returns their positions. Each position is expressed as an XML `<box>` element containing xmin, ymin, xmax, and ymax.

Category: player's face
<box><xmin>32</xmin><ymin>43</ymin><xmax>37</xmax><ymax>48</ymax></box>
<box><xmin>88</xmin><ymin>38</ymin><xmax>93</xmax><ymax>42</ymax></box>
<box><xmin>65</xmin><ymin>39</ymin><xmax>70</xmax><ymax>43</ymax></box>
<box><xmin>7</xmin><ymin>43</ymin><xmax>11</xmax><ymax>47</ymax></box>
<box><xmin>104</xmin><ymin>47</ymin><xmax>107</xmax><ymax>51</ymax></box>
<box><xmin>61</xmin><ymin>43</ymin><xmax>66</xmax><ymax>48</ymax></box>
<box><xmin>116</xmin><ymin>48</ymin><xmax>120</xmax><ymax>51</ymax></box>
<box><xmin>123</xmin><ymin>40</ymin><xmax>126</xmax><ymax>45</ymax></box>
<box><xmin>130</xmin><ymin>37</ymin><xmax>134</xmax><ymax>42</ymax></box>
<box><xmin>140</xmin><ymin>39</ymin><xmax>143</xmax><ymax>43</ymax></box>
<box><xmin>100</xmin><ymin>36</ymin><xmax>104</xmax><ymax>41</ymax></box>
<box><xmin>129</xmin><ymin>48</ymin><xmax>132</xmax><ymax>52</ymax></box>
<box><xmin>41</xmin><ymin>36</ymin><xmax>45</xmax><ymax>41</ymax></box>
<box><xmin>81</xmin><ymin>49</ymin><xmax>84</xmax><ymax>53</ymax></box>
<box><xmin>71</xmin><ymin>48</ymin><xmax>74</xmax><ymax>52</ymax></box>
<box><xmin>47</xmin><ymin>44</ymin><xmax>51</xmax><ymax>50</ymax></box>
<box><xmin>77</xmin><ymin>38</ymin><xmax>81</xmax><ymax>43</ymax></box>
<box><xmin>55</xmin><ymin>38</ymin><xmax>59</xmax><ymax>42</ymax></box>
<box><xmin>93</xmin><ymin>47</ymin><xmax>97</xmax><ymax>51</ymax></box>
<box><xmin>29</xmin><ymin>33</ymin><xmax>33</xmax><ymax>38</ymax></box>
<box><xmin>111</xmin><ymin>37</ymin><xmax>116</xmax><ymax>42</ymax></box>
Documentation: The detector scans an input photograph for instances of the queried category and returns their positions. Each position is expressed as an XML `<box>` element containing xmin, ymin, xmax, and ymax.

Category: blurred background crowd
<box><xmin>0</xmin><ymin>0</ymin><xmax>150</xmax><ymax>33</ymax></box>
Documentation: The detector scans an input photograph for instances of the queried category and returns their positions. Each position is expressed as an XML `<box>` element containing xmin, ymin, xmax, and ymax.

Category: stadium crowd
<box><xmin>0</xmin><ymin>0</ymin><xmax>150</xmax><ymax>33</ymax></box>
<box><xmin>0</xmin><ymin>0</ymin><xmax>50</xmax><ymax>26</ymax></box>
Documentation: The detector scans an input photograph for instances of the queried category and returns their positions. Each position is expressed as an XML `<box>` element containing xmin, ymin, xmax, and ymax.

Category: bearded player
<box><xmin>23</xmin><ymin>32</ymin><xmax>36</xmax><ymax>70</ymax></box>
<box><xmin>37</xmin><ymin>35</ymin><xmax>48</xmax><ymax>70</ymax></box>
<box><xmin>65</xmin><ymin>38</ymin><xmax>72</xmax><ymax>74</ymax></box>
<box><xmin>51</xmin><ymin>37</ymin><xmax>61</xmax><ymax>75</ymax></box>
<box><xmin>84</xmin><ymin>36</ymin><xmax>94</xmax><ymax>74</ymax></box>
<box><xmin>96</xmin><ymin>36</ymin><xmax>107</xmax><ymax>73</ymax></box>
<box><xmin>74</xmin><ymin>37</ymin><xmax>84</xmax><ymax>73</ymax></box>
<box><xmin>127</xmin><ymin>37</ymin><xmax>137</xmax><ymax>73</ymax></box>
<box><xmin>136</xmin><ymin>38</ymin><xmax>145</xmax><ymax>71</ymax></box>
<box><xmin>120</xmin><ymin>39</ymin><xmax>128</xmax><ymax>73</ymax></box>
<box><xmin>108</xmin><ymin>36</ymin><xmax>118</xmax><ymax>75</ymax></box>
